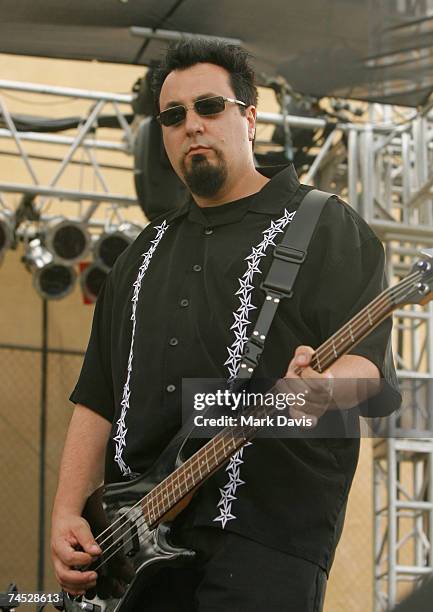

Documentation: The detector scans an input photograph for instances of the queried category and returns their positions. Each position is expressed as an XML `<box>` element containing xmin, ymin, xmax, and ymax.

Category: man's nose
<box><xmin>184</xmin><ymin>107</ymin><xmax>205</xmax><ymax>134</ymax></box>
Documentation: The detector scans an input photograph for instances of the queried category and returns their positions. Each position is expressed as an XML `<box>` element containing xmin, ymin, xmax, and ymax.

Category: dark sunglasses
<box><xmin>157</xmin><ymin>95</ymin><xmax>246</xmax><ymax>127</ymax></box>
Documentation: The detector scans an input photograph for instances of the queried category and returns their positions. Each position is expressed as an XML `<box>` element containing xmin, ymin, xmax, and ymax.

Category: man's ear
<box><xmin>246</xmin><ymin>106</ymin><xmax>257</xmax><ymax>141</ymax></box>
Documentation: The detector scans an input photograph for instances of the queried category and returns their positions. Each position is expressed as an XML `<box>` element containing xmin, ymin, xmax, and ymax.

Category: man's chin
<box><xmin>186</xmin><ymin>152</ymin><xmax>212</xmax><ymax>166</ymax></box>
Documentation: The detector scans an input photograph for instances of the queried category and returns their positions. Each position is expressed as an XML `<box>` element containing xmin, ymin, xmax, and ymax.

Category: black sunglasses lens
<box><xmin>195</xmin><ymin>97</ymin><xmax>225</xmax><ymax>116</ymax></box>
<box><xmin>160</xmin><ymin>106</ymin><xmax>186</xmax><ymax>126</ymax></box>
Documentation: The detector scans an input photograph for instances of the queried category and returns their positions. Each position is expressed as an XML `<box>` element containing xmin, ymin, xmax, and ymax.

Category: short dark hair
<box><xmin>151</xmin><ymin>39</ymin><xmax>258</xmax><ymax>114</ymax></box>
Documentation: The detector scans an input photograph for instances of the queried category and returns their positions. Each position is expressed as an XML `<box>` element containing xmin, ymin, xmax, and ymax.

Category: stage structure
<box><xmin>1</xmin><ymin>79</ymin><xmax>433</xmax><ymax>608</ymax></box>
<box><xmin>0</xmin><ymin>80</ymin><xmax>143</xmax><ymax>299</ymax></box>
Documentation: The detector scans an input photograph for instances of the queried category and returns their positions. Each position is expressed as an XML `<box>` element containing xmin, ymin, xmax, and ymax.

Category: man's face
<box><xmin>159</xmin><ymin>63</ymin><xmax>256</xmax><ymax>199</ymax></box>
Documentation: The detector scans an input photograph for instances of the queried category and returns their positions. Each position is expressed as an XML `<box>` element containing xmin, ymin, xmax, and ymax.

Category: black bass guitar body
<box><xmin>63</xmin><ymin>428</ymin><xmax>201</xmax><ymax>612</ymax></box>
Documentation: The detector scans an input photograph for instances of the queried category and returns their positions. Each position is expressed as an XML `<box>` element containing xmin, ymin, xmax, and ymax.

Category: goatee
<box><xmin>181</xmin><ymin>150</ymin><xmax>227</xmax><ymax>198</ymax></box>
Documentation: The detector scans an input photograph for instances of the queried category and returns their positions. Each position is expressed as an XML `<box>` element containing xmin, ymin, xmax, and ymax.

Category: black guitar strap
<box><xmin>235</xmin><ymin>188</ymin><xmax>333</xmax><ymax>382</ymax></box>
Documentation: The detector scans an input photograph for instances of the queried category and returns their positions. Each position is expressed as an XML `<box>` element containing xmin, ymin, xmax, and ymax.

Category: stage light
<box><xmin>80</xmin><ymin>261</ymin><xmax>108</xmax><ymax>303</ymax></box>
<box><xmin>45</xmin><ymin>219</ymin><xmax>91</xmax><ymax>265</ymax></box>
<box><xmin>0</xmin><ymin>209</ymin><xmax>14</xmax><ymax>261</ymax></box>
<box><xmin>94</xmin><ymin>224</ymin><xmax>140</xmax><ymax>269</ymax></box>
<box><xmin>25</xmin><ymin>238</ymin><xmax>76</xmax><ymax>300</ymax></box>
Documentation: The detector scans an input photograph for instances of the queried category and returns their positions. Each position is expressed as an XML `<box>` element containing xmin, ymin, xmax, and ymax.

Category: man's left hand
<box><xmin>283</xmin><ymin>345</ymin><xmax>334</xmax><ymax>425</ymax></box>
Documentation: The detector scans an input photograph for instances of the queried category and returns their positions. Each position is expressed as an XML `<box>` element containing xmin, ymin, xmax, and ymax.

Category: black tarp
<box><xmin>1</xmin><ymin>0</ymin><xmax>433</xmax><ymax>107</ymax></box>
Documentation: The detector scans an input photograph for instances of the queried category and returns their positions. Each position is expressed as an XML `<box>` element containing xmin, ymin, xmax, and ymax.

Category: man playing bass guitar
<box><xmin>51</xmin><ymin>39</ymin><xmax>401</xmax><ymax>611</ymax></box>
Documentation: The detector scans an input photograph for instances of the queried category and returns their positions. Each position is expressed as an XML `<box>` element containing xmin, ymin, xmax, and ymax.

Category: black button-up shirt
<box><xmin>71</xmin><ymin>164</ymin><xmax>400</xmax><ymax>572</ymax></box>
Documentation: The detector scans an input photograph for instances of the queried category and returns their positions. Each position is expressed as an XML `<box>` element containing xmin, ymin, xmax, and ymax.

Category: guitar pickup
<box><xmin>123</xmin><ymin>520</ymin><xmax>140</xmax><ymax>557</ymax></box>
<box><xmin>117</xmin><ymin>507</ymin><xmax>141</xmax><ymax>557</ymax></box>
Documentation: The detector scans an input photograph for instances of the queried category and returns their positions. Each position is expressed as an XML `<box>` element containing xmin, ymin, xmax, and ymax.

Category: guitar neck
<box><xmin>139</xmin><ymin>270</ymin><xmax>420</xmax><ymax>527</ymax></box>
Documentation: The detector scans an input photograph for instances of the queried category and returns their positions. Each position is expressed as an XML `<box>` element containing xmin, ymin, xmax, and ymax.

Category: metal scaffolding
<box><xmin>318</xmin><ymin>103</ymin><xmax>433</xmax><ymax>611</ymax></box>
<box><xmin>305</xmin><ymin>101</ymin><xmax>433</xmax><ymax>611</ymax></box>
<box><xmin>0</xmin><ymin>79</ymin><xmax>139</xmax><ymax>237</ymax></box>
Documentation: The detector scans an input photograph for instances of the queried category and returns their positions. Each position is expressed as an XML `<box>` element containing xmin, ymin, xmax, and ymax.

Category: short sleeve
<box><xmin>70</xmin><ymin>274</ymin><xmax>115</xmax><ymax>422</ymax></box>
<box><xmin>313</xmin><ymin>224</ymin><xmax>401</xmax><ymax>417</ymax></box>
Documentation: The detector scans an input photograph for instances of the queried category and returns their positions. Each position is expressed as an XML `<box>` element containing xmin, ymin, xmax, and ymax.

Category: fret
<box><xmin>179</xmin><ymin>468</ymin><xmax>190</xmax><ymax>490</ymax></box>
<box><xmin>151</xmin><ymin>489</ymin><xmax>161</xmax><ymax>522</ymax></box>
<box><xmin>315</xmin><ymin>351</ymin><xmax>322</xmax><ymax>372</ymax></box>
<box><xmin>211</xmin><ymin>439</ymin><xmax>219</xmax><ymax>471</ymax></box>
<box><xmin>196</xmin><ymin>454</ymin><xmax>205</xmax><ymax>479</ymax></box>
<box><xmin>214</xmin><ymin>435</ymin><xmax>227</xmax><ymax>466</ymax></box>
<box><xmin>367</xmin><ymin>307</ymin><xmax>373</xmax><ymax>326</ymax></box>
<box><xmin>189</xmin><ymin>464</ymin><xmax>196</xmax><ymax>486</ymax></box>
<box><xmin>349</xmin><ymin>322</ymin><xmax>355</xmax><ymax>343</ymax></box>
<box><xmin>149</xmin><ymin>488</ymin><xmax>156</xmax><ymax>523</ymax></box>
<box><xmin>332</xmin><ymin>339</ymin><xmax>338</xmax><ymax>359</ymax></box>
<box><xmin>200</xmin><ymin>453</ymin><xmax>210</xmax><ymax>475</ymax></box>
<box><xmin>172</xmin><ymin>468</ymin><xmax>183</xmax><ymax>497</ymax></box>
<box><xmin>167</xmin><ymin>478</ymin><xmax>176</xmax><ymax>507</ymax></box>
<box><xmin>212</xmin><ymin>437</ymin><xmax>221</xmax><ymax>466</ymax></box>
<box><xmin>159</xmin><ymin>485</ymin><xmax>168</xmax><ymax>513</ymax></box>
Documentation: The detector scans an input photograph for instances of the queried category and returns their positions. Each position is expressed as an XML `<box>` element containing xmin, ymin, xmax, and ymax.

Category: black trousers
<box><xmin>143</xmin><ymin>527</ymin><xmax>327</xmax><ymax>612</ymax></box>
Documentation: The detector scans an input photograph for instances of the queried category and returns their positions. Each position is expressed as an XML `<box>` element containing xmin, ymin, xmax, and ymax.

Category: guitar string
<box><xmin>91</xmin><ymin>433</ymin><xmax>247</xmax><ymax>571</ymax></box>
<box><xmin>309</xmin><ymin>269</ymin><xmax>421</xmax><ymax>372</ymax></box>
<box><xmin>90</xmin><ymin>267</ymin><xmax>424</xmax><ymax>562</ymax></box>
<box><xmin>91</xmin><ymin>431</ymin><xmax>244</xmax><ymax>556</ymax></box>
<box><xmin>91</xmin><ymin>429</ymin><xmax>239</xmax><ymax>551</ymax></box>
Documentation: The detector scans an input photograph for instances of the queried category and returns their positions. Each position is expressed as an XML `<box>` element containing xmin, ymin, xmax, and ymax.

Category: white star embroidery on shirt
<box><xmin>239</xmin><ymin>293</ymin><xmax>257</xmax><ymax>313</ymax></box>
<box><xmin>114</xmin><ymin>220</ymin><xmax>170</xmax><ymax>477</ymax></box>
<box><xmin>230</xmin><ymin>311</ymin><xmax>251</xmax><ymax>332</ymax></box>
<box><xmin>235</xmin><ymin>277</ymin><xmax>254</xmax><ymax>297</ymax></box>
<box><xmin>214</xmin><ymin>208</ymin><xmax>296</xmax><ymax>527</ymax></box>
<box><xmin>233</xmin><ymin>327</ymin><xmax>249</xmax><ymax>345</ymax></box>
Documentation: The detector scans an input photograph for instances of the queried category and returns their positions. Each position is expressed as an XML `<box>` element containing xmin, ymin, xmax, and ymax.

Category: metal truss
<box><xmin>293</xmin><ymin>100</ymin><xmax>433</xmax><ymax>610</ymax></box>
<box><xmin>372</xmin><ymin>245</ymin><xmax>433</xmax><ymax>611</ymax></box>
<box><xmin>374</xmin><ymin>438</ymin><xmax>433</xmax><ymax>610</ymax></box>
<box><xmin>0</xmin><ymin>79</ymin><xmax>139</xmax><ymax>237</ymax></box>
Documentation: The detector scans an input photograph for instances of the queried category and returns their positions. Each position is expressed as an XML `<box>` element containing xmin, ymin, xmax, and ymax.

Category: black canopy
<box><xmin>1</xmin><ymin>0</ymin><xmax>433</xmax><ymax>107</ymax></box>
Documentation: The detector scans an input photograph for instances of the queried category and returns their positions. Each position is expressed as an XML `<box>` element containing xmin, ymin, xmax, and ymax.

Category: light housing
<box><xmin>94</xmin><ymin>224</ymin><xmax>140</xmax><ymax>270</ymax></box>
<box><xmin>45</xmin><ymin>218</ymin><xmax>91</xmax><ymax>265</ymax></box>
<box><xmin>80</xmin><ymin>261</ymin><xmax>108</xmax><ymax>303</ymax></box>
<box><xmin>25</xmin><ymin>238</ymin><xmax>76</xmax><ymax>300</ymax></box>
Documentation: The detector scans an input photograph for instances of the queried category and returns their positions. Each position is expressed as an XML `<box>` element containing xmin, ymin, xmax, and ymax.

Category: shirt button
<box><xmin>192</xmin><ymin>264</ymin><xmax>202</xmax><ymax>272</ymax></box>
<box><xmin>169</xmin><ymin>337</ymin><xmax>178</xmax><ymax>346</ymax></box>
<box><xmin>204</xmin><ymin>227</ymin><xmax>213</xmax><ymax>235</ymax></box>
<box><xmin>166</xmin><ymin>384</ymin><xmax>176</xmax><ymax>393</ymax></box>
<box><xmin>180</xmin><ymin>298</ymin><xmax>189</xmax><ymax>307</ymax></box>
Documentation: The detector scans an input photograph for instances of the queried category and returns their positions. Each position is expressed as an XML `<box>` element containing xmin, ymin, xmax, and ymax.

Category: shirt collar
<box><xmin>165</xmin><ymin>163</ymin><xmax>300</xmax><ymax>226</ymax></box>
<box><xmin>251</xmin><ymin>164</ymin><xmax>300</xmax><ymax>215</ymax></box>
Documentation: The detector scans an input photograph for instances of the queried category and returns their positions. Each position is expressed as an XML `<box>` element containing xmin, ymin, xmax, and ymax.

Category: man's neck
<box><xmin>193</xmin><ymin>168</ymin><xmax>270</xmax><ymax>208</ymax></box>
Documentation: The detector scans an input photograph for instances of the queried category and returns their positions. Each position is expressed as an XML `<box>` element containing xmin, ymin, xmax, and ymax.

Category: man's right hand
<box><xmin>51</xmin><ymin>514</ymin><xmax>101</xmax><ymax>596</ymax></box>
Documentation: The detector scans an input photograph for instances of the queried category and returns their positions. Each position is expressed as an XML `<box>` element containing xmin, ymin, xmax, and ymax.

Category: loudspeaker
<box><xmin>133</xmin><ymin>117</ymin><xmax>188</xmax><ymax>221</ymax></box>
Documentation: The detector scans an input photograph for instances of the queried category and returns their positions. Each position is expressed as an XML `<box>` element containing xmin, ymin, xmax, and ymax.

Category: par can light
<box><xmin>45</xmin><ymin>218</ymin><xmax>91</xmax><ymax>265</ymax></box>
<box><xmin>25</xmin><ymin>238</ymin><xmax>77</xmax><ymax>300</ymax></box>
<box><xmin>94</xmin><ymin>224</ymin><xmax>140</xmax><ymax>269</ymax></box>
<box><xmin>80</xmin><ymin>261</ymin><xmax>108</xmax><ymax>303</ymax></box>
